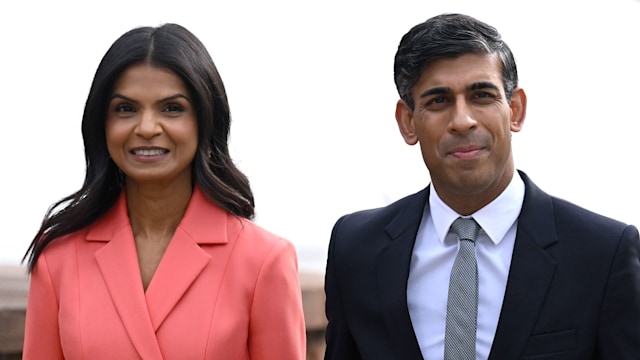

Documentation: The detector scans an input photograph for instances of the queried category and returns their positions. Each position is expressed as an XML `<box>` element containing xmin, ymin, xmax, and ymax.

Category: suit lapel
<box><xmin>489</xmin><ymin>172</ymin><xmax>558</xmax><ymax>359</ymax></box>
<box><xmin>376</xmin><ymin>188</ymin><xmax>428</xmax><ymax>360</ymax></box>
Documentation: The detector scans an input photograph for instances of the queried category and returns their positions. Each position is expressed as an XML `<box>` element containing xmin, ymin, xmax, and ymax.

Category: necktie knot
<box><xmin>450</xmin><ymin>217</ymin><xmax>480</xmax><ymax>243</ymax></box>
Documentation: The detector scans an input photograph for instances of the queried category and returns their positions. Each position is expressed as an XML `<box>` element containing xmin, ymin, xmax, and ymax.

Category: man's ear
<box><xmin>509</xmin><ymin>87</ymin><xmax>527</xmax><ymax>132</ymax></box>
<box><xmin>396</xmin><ymin>99</ymin><xmax>418</xmax><ymax>145</ymax></box>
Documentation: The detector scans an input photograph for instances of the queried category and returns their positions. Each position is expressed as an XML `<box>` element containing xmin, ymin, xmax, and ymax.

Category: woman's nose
<box><xmin>134</xmin><ymin>111</ymin><xmax>162</xmax><ymax>138</ymax></box>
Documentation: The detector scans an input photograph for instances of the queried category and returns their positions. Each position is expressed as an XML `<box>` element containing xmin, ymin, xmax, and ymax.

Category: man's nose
<box><xmin>449</xmin><ymin>99</ymin><xmax>477</xmax><ymax>134</ymax></box>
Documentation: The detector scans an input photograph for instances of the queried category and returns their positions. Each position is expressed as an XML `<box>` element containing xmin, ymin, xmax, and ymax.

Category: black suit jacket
<box><xmin>324</xmin><ymin>171</ymin><xmax>640</xmax><ymax>359</ymax></box>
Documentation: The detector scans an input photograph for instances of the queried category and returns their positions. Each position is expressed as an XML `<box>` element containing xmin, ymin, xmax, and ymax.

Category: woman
<box><xmin>23</xmin><ymin>23</ymin><xmax>306</xmax><ymax>359</ymax></box>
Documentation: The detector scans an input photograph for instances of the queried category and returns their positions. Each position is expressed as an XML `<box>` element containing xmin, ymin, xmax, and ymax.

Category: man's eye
<box><xmin>432</xmin><ymin>96</ymin><xmax>448</xmax><ymax>104</ymax></box>
<box><xmin>423</xmin><ymin>96</ymin><xmax>449</xmax><ymax>110</ymax></box>
<box><xmin>474</xmin><ymin>92</ymin><xmax>494</xmax><ymax>99</ymax></box>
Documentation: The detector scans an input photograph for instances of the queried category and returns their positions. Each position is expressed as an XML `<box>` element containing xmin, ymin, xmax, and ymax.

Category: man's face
<box><xmin>395</xmin><ymin>53</ymin><xmax>526</xmax><ymax>213</ymax></box>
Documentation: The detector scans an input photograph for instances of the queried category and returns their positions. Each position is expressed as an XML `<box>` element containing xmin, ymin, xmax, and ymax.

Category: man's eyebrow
<box><xmin>419</xmin><ymin>86</ymin><xmax>449</xmax><ymax>98</ymax></box>
<box><xmin>469</xmin><ymin>82</ymin><xmax>499</xmax><ymax>91</ymax></box>
<box><xmin>418</xmin><ymin>82</ymin><xmax>499</xmax><ymax>99</ymax></box>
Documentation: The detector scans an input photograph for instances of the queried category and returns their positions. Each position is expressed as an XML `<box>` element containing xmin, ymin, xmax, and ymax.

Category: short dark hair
<box><xmin>24</xmin><ymin>23</ymin><xmax>254</xmax><ymax>271</ymax></box>
<box><xmin>394</xmin><ymin>13</ymin><xmax>518</xmax><ymax>110</ymax></box>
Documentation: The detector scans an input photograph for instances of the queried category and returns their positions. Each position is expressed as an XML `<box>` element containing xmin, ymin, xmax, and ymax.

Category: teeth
<box><xmin>133</xmin><ymin>149</ymin><xmax>166</xmax><ymax>156</ymax></box>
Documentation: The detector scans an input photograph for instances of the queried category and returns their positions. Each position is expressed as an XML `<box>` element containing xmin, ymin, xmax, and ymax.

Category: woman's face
<box><xmin>105</xmin><ymin>64</ymin><xmax>198</xmax><ymax>188</ymax></box>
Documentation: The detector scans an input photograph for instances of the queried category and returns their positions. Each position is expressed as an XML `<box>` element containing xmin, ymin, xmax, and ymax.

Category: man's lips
<box><xmin>448</xmin><ymin>146</ymin><xmax>484</xmax><ymax>159</ymax></box>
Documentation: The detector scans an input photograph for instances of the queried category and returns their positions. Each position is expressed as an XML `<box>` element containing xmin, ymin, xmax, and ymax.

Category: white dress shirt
<box><xmin>407</xmin><ymin>172</ymin><xmax>525</xmax><ymax>360</ymax></box>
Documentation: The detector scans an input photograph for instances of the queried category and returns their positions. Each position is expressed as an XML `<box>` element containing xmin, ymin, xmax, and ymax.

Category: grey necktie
<box><xmin>444</xmin><ymin>217</ymin><xmax>481</xmax><ymax>360</ymax></box>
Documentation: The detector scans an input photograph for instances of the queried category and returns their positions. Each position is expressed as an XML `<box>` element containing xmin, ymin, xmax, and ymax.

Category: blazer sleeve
<box><xmin>324</xmin><ymin>215</ymin><xmax>362</xmax><ymax>360</ymax></box>
<box><xmin>23</xmin><ymin>253</ymin><xmax>65</xmax><ymax>360</ymax></box>
<box><xmin>597</xmin><ymin>224</ymin><xmax>640</xmax><ymax>358</ymax></box>
<box><xmin>248</xmin><ymin>239</ymin><xmax>306</xmax><ymax>360</ymax></box>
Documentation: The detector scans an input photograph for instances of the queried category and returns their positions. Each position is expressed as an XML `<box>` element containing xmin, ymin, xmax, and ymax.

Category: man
<box><xmin>324</xmin><ymin>13</ymin><xmax>640</xmax><ymax>360</ymax></box>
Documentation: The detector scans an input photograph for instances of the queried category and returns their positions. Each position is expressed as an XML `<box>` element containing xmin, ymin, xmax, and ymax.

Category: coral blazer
<box><xmin>23</xmin><ymin>187</ymin><xmax>306</xmax><ymax>359</ymax></box>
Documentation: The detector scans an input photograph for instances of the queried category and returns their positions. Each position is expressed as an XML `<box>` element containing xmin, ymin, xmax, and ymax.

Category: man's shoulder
<box><xmin>550</xmin><ymin>195</ymin><xmax>633</xmax><ymax>233</ymax></box>
<box><xmin>520</xmin><ymin>170</ymin><xmax>635</xmax><ymax>236</ymax></box>
<box><xmin>333</xmin><ymin>188</ymin><xmax>428</xmax><ymax>233</ymax></box>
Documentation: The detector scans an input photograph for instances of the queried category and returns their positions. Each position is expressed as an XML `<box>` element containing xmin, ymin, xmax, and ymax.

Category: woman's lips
<box><xmin>130</xmin><ymin>148</ymin><xmax>168</xmax><ymax>156</ymax></box>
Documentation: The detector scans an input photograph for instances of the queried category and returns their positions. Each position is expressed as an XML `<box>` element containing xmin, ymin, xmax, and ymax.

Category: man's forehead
<box><xmin>415</xmin><ymin>53</ymin><xmax>504</xmax><ymax>92</ymax></box>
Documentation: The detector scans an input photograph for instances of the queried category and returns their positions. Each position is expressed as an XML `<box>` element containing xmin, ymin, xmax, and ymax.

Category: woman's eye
<box><xmin>115</xmin><ymin>104</ymin><xmax>135</xmax><ymax>113</ymax></box>
<box><xmin>164</xmin><ymin>104</ymin><xmax>184</xmax><ymax>113</ymax></box>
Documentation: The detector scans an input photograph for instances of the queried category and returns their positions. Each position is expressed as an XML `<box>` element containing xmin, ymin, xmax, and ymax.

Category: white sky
<box><xmin>1</xmin><ymin>0</ymin><xmax>639</xmax><ymax>272</ymax></box>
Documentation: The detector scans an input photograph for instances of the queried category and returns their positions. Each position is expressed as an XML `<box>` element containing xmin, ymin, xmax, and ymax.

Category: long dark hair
<box><xmin>24</xmin><ymin>23</ymin><xmax>255</xmax><ymax>272</ymax></box>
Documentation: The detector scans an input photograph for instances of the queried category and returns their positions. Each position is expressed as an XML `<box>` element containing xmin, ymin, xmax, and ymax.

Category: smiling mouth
<box><xmin>131</xmin><ymin>149</ymin><xmax>168</xmax><ymax>156</ymax></box>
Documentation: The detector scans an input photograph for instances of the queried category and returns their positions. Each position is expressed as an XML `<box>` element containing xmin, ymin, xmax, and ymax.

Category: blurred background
<box><xmin>1</xmin><ymin>0</ymin><xmax>639</xmax><ymax>274</ymax></box>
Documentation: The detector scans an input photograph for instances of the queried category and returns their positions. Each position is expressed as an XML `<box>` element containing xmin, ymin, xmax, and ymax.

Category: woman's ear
<box><xmin>396</xmin><ymin>99</ymin><xmax>418</xmax><ymax>145</ymax></box>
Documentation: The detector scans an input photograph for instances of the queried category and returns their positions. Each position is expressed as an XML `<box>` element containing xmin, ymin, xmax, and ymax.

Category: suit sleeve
<box><xmin>324</xmin><ymin>216</ymin><xmax>362</xmax><ymax>359</ymax></box>
<box><xmin>23</xmin><ymin>253</ymin><xmax>65</xmax><ymax>360</ymax></box>
<box><xmin>597</xmin><ymin>224</ymin><xmax>640</xmax><ymax>359</ymax></box>
<box><xmin>248</xmin><ymin>239</ymin><xmax>306</xmax><ymax>360</ymax></box>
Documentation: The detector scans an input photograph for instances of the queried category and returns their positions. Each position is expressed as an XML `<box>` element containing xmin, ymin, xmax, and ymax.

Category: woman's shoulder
<box><xmin>40</xmin><ymin>228</ymin><xmax>88</xmax><ymax>257</ymax></box>
<box><xmin>31</xmin><ymin>228</ymin><xmax>90</xmax><ymax>281</ymax></box>
<box><xmin>217</xmin><ymin>217</ymin><xmax>296</xmax><ymax>268</ymax></box>
<box><xmin>233</xmin><ymin>217</ymin><xmax>293</xmax><ymax>251</ymax></box>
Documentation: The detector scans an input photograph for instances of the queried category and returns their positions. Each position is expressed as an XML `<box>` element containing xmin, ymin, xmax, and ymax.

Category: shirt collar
<box><xmin>429</xmin><ymin>171</ymin><xmax>525</xmax><ymax>245</ymax></box>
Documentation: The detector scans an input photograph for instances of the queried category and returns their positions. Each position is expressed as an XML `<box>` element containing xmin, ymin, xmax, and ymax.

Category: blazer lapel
<box><xmin>144</xmin><ymin>228</ymin><xmax>211</xmax><ymax>331</ymax></box>
<box><xmin>489</xmin><ymin>172</ymin><xmax>558</xmax><ymax>359</ymax></box>
<box><xmin>89</xmin><ymin>188</ymin><xmax>226</xmax><ymax>359</ymax></box>
<box><xmin>91</xmin><ymin>195</ymin><xmax>164</xmax><ymax>359</ymax></box>
<box><xmin>376</xmin><ymin>188</ymin><xmax>428</xmax><ymax>360</ymax></box>
<box><xmin>144</xmin><ymin>187</ymin><xmax>225</xmax><ymax>331</ymax></box>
